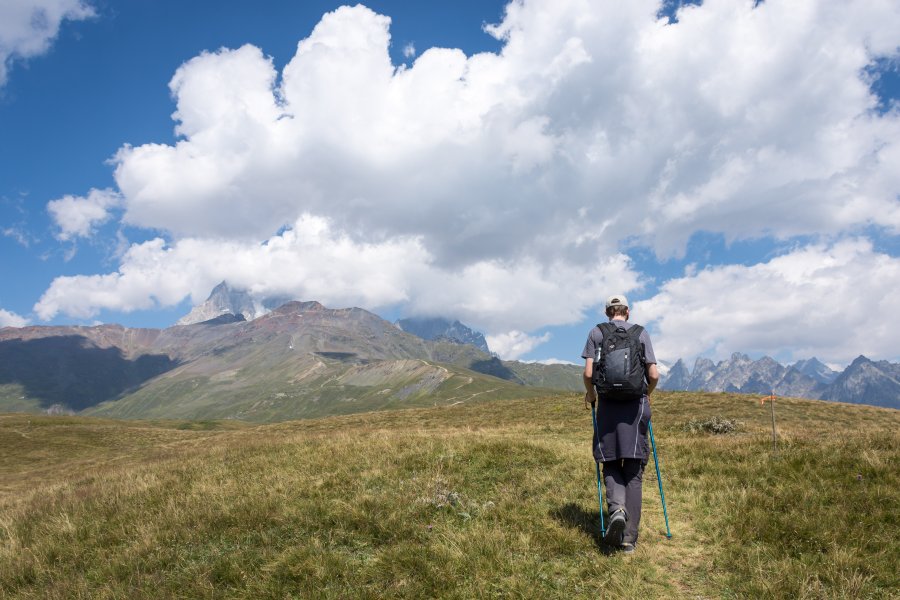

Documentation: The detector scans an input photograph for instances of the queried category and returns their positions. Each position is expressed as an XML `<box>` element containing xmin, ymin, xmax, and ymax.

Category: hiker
<box><xmin>582</xmin><ymin>294</ymin><xmax>659</xmax><ymax>554</ymax></box>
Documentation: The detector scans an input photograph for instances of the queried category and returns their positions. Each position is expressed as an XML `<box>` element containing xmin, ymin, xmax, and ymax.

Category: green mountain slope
<box><xmin>2</xmin><ymin>392</ymin><xmax>897</xmax><ymax>598</ymax></box>
<box><xmin>82</xmin><ymin>354</ymin><xmax>548</xmax><ymax>421</ymax></box>
<box><xmin>80</xmin><ymin>303</ymin><xmax>555</xmax><ymax>421</ymax></box>
<box><xmin>1</xmin><ymin>302</ymin><xmax>572</xmax><ymax>421</ymax></box>
<box><xmin>504</xmin><ymin>360</ymin><xmax>583</xmax><ymax>390</ymax></box>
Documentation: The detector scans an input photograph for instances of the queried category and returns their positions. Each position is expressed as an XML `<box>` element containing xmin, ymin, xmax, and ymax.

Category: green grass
<box><xmin>0</xmin><ymin>384</ymin><xmax>45</xmax><ymax>414</ymax></box>
<box><xmin>1</xmin><ymin>392</ymin><xmax>897</xmax><ymax>598</ymax></box>
<box><xmin>79</xmin><ymin>359</ymin><xmax>553</xmax><ymax>422</ymax></box>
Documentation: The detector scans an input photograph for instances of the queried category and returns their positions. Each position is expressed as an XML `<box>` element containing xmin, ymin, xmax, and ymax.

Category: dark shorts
<box><xmin>592</xmin><ymin>395</ymin><xmax>651</xmax><ymax>463</ymax></box>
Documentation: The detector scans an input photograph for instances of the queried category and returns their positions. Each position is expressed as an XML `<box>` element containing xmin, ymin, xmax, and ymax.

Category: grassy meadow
<box><xmin>1</xmin><ymin>392</ymin><xmax>898</xmax><ymax>598</ymax></box>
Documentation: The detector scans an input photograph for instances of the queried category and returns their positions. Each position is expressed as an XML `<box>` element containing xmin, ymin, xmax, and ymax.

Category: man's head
<box><xmin>605</xmin><ymin>294</ymin><xmax>629</xmax><ymax>319</ymax></box>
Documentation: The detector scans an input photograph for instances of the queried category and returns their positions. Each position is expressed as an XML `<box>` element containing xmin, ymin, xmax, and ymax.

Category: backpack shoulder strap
<box><xmin>627</xmin><ymin>325</ymin><xmax>647</xmax><ymax>363</ymax></box>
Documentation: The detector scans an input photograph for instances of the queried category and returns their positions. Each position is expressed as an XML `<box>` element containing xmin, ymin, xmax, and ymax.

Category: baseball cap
<box><xmin>605</xmin><ymin>294</ymin><xmax>629</xmax><ymax>309</ymax></box>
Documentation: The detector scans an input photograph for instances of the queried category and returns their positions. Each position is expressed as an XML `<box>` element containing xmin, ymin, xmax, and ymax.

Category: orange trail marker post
<box><xmin>761</xmin><ymin>392</ymin><xmax>778</xmax><ymax>454</ymax></box>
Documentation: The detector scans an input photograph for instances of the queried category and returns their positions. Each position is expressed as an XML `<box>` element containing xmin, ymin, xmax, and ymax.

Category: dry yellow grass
<box><xmin>1</xmin><ymin>392</ymin><xmax>897</xmax><ymax>598</ymax></box>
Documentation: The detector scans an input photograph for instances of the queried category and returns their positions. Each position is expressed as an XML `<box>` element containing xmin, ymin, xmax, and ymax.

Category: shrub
<box><xmin>682</xmin><ymin>415</ymin><xmax>742</xmax><ymax>434</ymax></box>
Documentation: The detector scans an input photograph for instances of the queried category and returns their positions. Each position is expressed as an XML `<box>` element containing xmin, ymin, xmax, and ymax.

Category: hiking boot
<box><xmin>603</xmin><ymin>509</ymin><xmax>626</xmax><ymax>546</ymax></box>
<box><xmin>620</xmin><ymin>542</ymin><xmax>636</xmax><ymax>555</ymax></box>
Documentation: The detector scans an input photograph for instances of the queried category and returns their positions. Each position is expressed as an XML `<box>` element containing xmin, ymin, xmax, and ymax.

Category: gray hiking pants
<box><xmin>602</xmin><ymin>458</ymin><xmax>645</xmax><ymax>545</ymax></box>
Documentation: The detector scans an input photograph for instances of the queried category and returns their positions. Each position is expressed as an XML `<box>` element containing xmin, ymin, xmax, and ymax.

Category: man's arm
<box><xmin>583</xmin><ymin>358</ymin><xmax>597</xmax><ymax>405</ymax></box>
<box><xmin>640</xmin><ymin>330</ymin><xmax>659</xmax><ymax>398</ymax></box>
<box><xmin>646</xmin><ymin>363</ymin><xmax>659</xmax><ymax>396</ymax></box>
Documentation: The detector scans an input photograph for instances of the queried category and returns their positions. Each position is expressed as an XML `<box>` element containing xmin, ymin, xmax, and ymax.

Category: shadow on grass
<box><xmin>551</xmin><ymin>502</ymin><xmax>616</xmax><ymax>553</ymax></box>
<box><xmin>468</xmin><ymin>357</ymin><xmax>525</xmax><ymax>384</ymax></box>
<box><xmin>0</xmin><ymin>336</ymin><xmax>179</xmax><ymax>411</ymax></box>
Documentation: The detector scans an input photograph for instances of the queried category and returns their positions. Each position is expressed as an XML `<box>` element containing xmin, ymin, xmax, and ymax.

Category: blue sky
<box><xmin>1</xmin><ymin>0</ymin><xmax>899</xmax><ymax>368</ymax></box>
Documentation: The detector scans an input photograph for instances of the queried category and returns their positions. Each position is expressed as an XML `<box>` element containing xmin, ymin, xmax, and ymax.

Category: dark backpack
<box><xmin>592</xmin><ymin>322</ymin><xmax>647</xmax><ymax>402</ymax></box>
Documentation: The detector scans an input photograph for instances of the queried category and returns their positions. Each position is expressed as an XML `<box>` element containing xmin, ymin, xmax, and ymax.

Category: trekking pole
<box><xmin>590</xmin><ymin>402</ymin><xmax>606</xmax><ymax>538</ymax></box>
<box><xmin>648</xmin><ymin>420</ymin><xmax>672</xmax><ymax>539</ymax></box>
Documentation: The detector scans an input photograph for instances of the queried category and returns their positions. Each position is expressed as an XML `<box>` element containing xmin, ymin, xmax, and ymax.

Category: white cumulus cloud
<box><xmin>0</xmin><ymin>308</ymin><xmax>29</xmax><ymax>328</ymax></box>
<box><xmin>524</xmin><ymin>358</ymin><xmax>578</xmax><ymax>366</ymax></box>
<box><xmin>47</xmin><ymin>188</ymin><xmax>122</xmax><ymax>240</ymax></box>
<box><xmin>110</xmin><ymin>2</ymin><xmax>900</xmax><ymax>252</ymax></box>
<box><xmin>36</xmin><ymin>1</ymin><xmax>900</xmax><ymax>360</ymax></box>
<box><xmin>34</xmin><ymin>214</ymin><xmax>641</xmax><ymax>334</ymax></box>
<box><xmin>486</xmin><ymin>330</ymin><xmax>552</xmax><ymax>360</ymax></box>
<box><xmin>635</xmin><ymin>239</ymin><xmax>900</xmax><ymax>365</ymax></box>
<box><xmin>0</xmin><ymin>0</ymin><xmax>94</xmax><ymax>87</ymax></box>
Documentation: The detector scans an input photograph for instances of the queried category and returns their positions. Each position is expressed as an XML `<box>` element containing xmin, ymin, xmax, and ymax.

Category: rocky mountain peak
<box><xmin>693</xmin><ymin>357</ymin><xmax>715</xmax><ymax>371</ymax></box>
<box><xmin>395</xmin><ymin>317</ymin><xmax>490</xmax><ymax>353</ymax></box>
<box><xmin>662</xmin><ymin>359</ymin><xmax>691</xmax><ymax>390</ymax></box>
<box><xmin>821</xmin><ymin>355</ymin><xmax>900</xmax><ymax>408</ymax></box>
<box><xmin>730</xmin><ymin>352</ymin><xmax>752</xmax><ymax>364</ymax></box>
<box><xmin>176</xmin><ymin>282</ymin><xmax>297</xmax><ymax>326</ymax></box>
<box><xmin>791</xmin><ymin>357</ymin><xmax>839</xmax><ymax>384</ymax></box>
<box><xmin>658</xmin><ymin>351</ymin><xmax>898</xmax><ymax>409</ymax></box>
<box><xmin>848</xmin><ymin>355</ymin><xmax>871</xmax><ymax>369</ymax></box>
<box><xmin>177</xmin><ymin>281</ymin><xmax>258</xmax><ymax>326</ymax></box>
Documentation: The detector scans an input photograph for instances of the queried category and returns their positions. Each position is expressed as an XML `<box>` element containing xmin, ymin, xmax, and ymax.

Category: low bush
<box><xmin>682</xmin><ymin>415</ymin><xmax>742</xmax><ymax>434</ymax></box>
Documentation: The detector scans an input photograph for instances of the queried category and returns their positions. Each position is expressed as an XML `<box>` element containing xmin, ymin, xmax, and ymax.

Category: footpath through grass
<box><xmin>0</xmin><ymin>392</ymin><xmax>897</xmax><ymax>598</ymax></box>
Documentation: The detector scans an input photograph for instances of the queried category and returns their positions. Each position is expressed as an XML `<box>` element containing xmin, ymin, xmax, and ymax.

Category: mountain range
<box><xmin>2</xmin><ymin>280</ymin><xmax>897</xmax><ymax>419</ymax></box>
<box><xmin>178</xmin><ymin>282</ymin><xmax>494</xmax><ymax>355</ymax></box>
<box><xmin>395</xmin><ymin>316</ymin><xmax>491</xmax><ymax>353</ymax></box>
<box><xmin>660</xmin><ymin>353</ymin><xmax>900</xmax><ymax>410</ymax></box>
<box><xmin>0</xmin><ymin>299</ymin><xmax>581</xmax><ymax>422</ymax></box>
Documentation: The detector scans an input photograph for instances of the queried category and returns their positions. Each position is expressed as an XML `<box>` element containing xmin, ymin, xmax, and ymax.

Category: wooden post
<box><xmin>769</xmin><ymin>394</ymin><xmax>777</xmax><ymax>454</ymax></box>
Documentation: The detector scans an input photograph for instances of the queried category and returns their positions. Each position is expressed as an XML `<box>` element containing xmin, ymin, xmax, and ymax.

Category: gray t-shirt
<box><xmin>581</xmin><ymin>319</ymin><xmax>657</xmax><ymax>365</ymax></box>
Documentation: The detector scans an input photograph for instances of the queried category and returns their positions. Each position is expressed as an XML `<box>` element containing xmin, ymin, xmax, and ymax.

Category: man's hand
<box><xmin>583</xmin><ymin>358</ymin><xmax>596</xmax><ymax>409</ymax></box>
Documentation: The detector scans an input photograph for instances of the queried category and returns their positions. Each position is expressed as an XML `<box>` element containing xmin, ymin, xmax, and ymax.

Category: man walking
<box><xmin>582</xmin><ymin>295</ymin><xmax>659</xmax><ymax>554</ymax></box>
